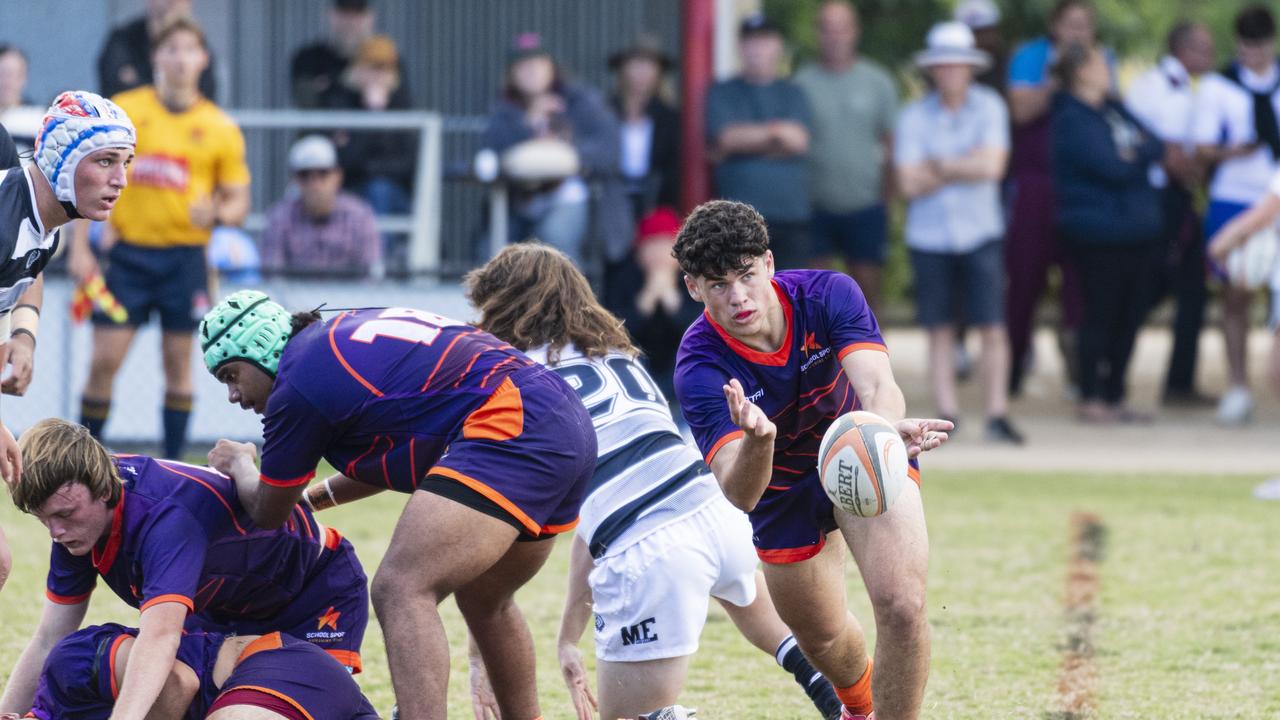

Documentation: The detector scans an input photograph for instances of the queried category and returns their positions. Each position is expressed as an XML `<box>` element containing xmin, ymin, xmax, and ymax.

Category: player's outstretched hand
<box><xmin>724</xmin><ymin>378</ymin><xmax>776</xmax><ymax>441</ymax></box>
<box><xmin>559</xmin><ymin>642</ymin><xmax>598</xmax><ymax>720</ymax></box>
<box><xmin>467</xmin><ymin>653</ymin><xmax>501</xmax><ymax>720</ymax></box>
<box><xmin>0</xmin><ymin>421</ymin><xmax>20</xmax><ymax>487</ymax></box>
<box><xmin>894</xmin><ymin>417</ymin><xmax>954</xmax><ymax>459</ymax></box>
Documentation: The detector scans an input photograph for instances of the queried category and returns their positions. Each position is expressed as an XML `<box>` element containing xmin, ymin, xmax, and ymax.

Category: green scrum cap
<box><xmin>199</xmin><ymin>290</ymin><xmax>293</xmax><ymax>377</ymax></box>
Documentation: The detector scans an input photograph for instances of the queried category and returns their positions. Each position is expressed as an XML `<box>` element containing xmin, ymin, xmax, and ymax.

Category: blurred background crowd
<box><xmin>2</xmin><ymin>0</ymin><xmax>1279</xmax><ymax>482</ymax></box>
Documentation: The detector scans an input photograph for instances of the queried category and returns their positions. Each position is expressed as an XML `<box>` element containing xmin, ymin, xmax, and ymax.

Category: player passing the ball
<box><xmin>0</xmin><ymin>90</ymin><xmax>135</xmax><ymax>484</ymax></box>
<box><xmin>673</xmin><ymin>200</ymin><xmax>951</xmax><ymax>720</ymax></box>
<box><xmin>200</xmin><ymin>290</ymin><xmax>595</xmax><ymax>720</ymax></box>
<box><xmin>466</xmin><ymin>243</ymin><xmax>843</xmax><ymax>720</ymax></box>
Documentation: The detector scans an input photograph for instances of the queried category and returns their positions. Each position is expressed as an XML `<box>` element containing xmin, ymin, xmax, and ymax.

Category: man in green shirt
<box><xmin>793</xmin><ymin>0</ymin><xmax>898</xmax><ymax>314</ymax></box>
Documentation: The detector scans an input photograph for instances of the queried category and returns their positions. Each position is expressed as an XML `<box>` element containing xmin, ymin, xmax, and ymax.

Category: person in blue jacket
<box><xmin>1050</xmin><ymin>42</ymin><xmax>1164</xmax><ymax>424</ymax></box>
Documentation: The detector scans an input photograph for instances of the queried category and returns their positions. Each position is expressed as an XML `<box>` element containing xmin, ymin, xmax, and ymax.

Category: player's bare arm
<box><xmin>842</xmin><ymin>349</ymin><xmax>952</xmax><ymax>458</ymax></box>
<box><xmin>107</xmin><ymin>600</ymin><xmax>187</xmax><ymax>720</ymax></box>
<box><xmin>207</xmin><ymin>439</ymin><xmax>301</xmax><ymax>530</ymax></box>
<box><xmin>303</xmin><ymin>473</ymin><xmax>386</xmax><ymax>512</ymax></box>
<box><xmin>4</xmin><ymin>276</ymin><xmax>45</xmax><ymax>397</ymax></box>
<box><xmin>556</xmin><ymin>535</ymin><xmax>599</xmax><ymax>720</ymax></box>
<box><xmin>0</xmin><ymin>598</ymin><xmax>89</xmax><ymax>713</ymax></box>
<box><xmin>709</xmin><ymin>378</ymin><xmax>777</xmax><ymax>512</ymax></box>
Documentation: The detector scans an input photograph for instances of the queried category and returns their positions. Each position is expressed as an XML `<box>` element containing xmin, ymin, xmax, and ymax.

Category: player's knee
<box><xmin>869</xmin><ymin>585</ymin><xmax>927</xmax><ymax>631</ymax></box>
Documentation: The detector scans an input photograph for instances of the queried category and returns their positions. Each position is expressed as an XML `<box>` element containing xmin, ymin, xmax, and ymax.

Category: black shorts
<box><xmin>96</xmin><ymin>242</ymin><xmax>208</xmax><ymax>332</ymax></box>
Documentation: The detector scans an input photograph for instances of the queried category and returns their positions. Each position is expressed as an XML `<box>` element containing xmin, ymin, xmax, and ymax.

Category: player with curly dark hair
<box><xmin>673</xmin><ymin>199</ymin><xmax>951</xmax><ymax>719</ymax></box>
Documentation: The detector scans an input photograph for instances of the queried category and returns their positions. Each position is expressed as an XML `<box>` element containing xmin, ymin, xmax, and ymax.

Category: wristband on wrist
<box><xmin>10</xmin><ymin>328</ymin><xmax>35</xmax><ymax>348</ymax></box>
<box><xmin>323</xmin><ymin>477</ymin><xmax>338</xmax><ymax>508</ymax></box>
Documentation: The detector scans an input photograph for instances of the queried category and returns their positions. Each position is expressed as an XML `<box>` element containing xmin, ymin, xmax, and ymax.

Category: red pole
<box><xmin>680</xmin><ymin>0</ymin><xmax>715</xmax><ymax>214</ymax></box>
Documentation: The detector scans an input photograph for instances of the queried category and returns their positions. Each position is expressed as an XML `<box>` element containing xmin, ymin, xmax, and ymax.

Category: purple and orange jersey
<box><xmin>260</xmin><ymin>307</ymin><xmax>596</xmax><ymax>536</ymax></box>
<box><xmin>28</xmin><ymin>623</ymin><xmax>221</xmax><ymax>720</ymax></box>
<box><xmin>45</xmin><ymin>455</ymin><xmax>368</xmax><ymax>668</ymax></box>
<box><xmin>675</xmin><ymin>270</ymin><xmax>920</xmax><ymax>562</ymax></box>
<box><xmin>29</xmin><ymin>626</ymin><xmax>375</xmax><ymax>720</ymax></box>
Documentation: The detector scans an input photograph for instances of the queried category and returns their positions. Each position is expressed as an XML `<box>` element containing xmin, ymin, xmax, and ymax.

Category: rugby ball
<box><xmin>818</xmin><ymin>411</ymin><xmax>908</xmax><ymax>518</ymax></box>
<box><xmin>1226</xmin><ymin>225</ymin><xmax>1279</xmax><ymax>290</ymax></box>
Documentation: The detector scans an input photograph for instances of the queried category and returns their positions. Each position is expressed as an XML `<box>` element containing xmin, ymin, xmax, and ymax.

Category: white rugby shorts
<box><xmin>589</xmin><ymin>494</ymin><xmax>757</xmax><ymax>662</ymax></box>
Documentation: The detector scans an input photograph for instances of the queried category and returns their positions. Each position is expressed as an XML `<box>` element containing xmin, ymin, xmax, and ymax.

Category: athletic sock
<box><xmin>162</xmin><ymin>393</ymin><xmax>193</xmax><ymax>459</ymax></box>
<box><xmin>80</xmin><ymin>397</ymin><xmax>111</xmax><ymax>439</ymax></box>
<box><xmin>776</xmin><ymin>634</ymin><xmax>844</xmax><ymax>719</ymax></box>
<box><xmin>834</xmin><ymin>658</ymin><xmax>874</xmax><ymax>716</ymax></box>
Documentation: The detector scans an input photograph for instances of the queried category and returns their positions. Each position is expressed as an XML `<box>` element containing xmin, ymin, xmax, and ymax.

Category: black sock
<box><xmin>162</xmin><ymin>393</ymin><xmax>192</xmax><ymax>459</ymax></box>
<box><xmin>80</xmin><ymin>397</ymin><xmax>111</xmax><ymax>439</ymax></box>
<box><xmin>776</xmin><ymin>634</ymin><xmax>843</xmax><ymax>719</ymax></box>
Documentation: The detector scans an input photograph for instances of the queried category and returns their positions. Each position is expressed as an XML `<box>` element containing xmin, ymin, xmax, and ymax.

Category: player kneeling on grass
<box><xmin>0</xmin><ymin>420</ymin><xmax>369</xmax><ymax>720</ymax></box>
<box><xmin>17</xmin><ymin>623</ymin><xmax>377</xmax><ymax>720</ymax></box>
<box><xmin>0</xmin><ymin>90</ymin><xmax>135</xmax><ymax>483</ymax></box>
<box><xmin>464</xmin><ymin>243</ymin><xmax>844</xmax><ymax>720</ymax></box>
<box><xmin>673</xmin><ymin>200</ymin><xmax>952</xmax><ymax>720</ymax></box>
<box><xmin>200</xmin><ymin>291</ymin><xmax>595</xmax><ymax>720</ymax></box>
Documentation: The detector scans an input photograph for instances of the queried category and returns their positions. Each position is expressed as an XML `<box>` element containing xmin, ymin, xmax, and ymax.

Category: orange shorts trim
<box><xmin>756</xmin><ymin>536</ymin><xmax>827</xmax><ymax>565</ymax></box>
<box><xmin>108</xmin><ymin>633</ymin><xmax>130</xmax><ymax>698</ymax></box>
<box><xmin>427</xmin><ymin>465</ymin><xmax>540</xmax><ymax>535</ymax></box>
<box><xmin>325</xmin><ymin>648</ymin><xmax>363</xmax><ymax>674</ymax></box>
<box><xmin>46</xmin><ymin>589</ymin><xmax>92</xmax><ymax>605</ymax></box>
<box><xmin>237</xmin><ymin>632</ymin><xmax>284</xmax><ymax>664</ymax></box>
<box><xmin>140</xmin><ymin>594</ymin><xmax>195</xmax><ymax>613</ymax></box>
<box><xmin>541</xmin><ymin>518</ymin><xmax>579</xmax><ymax>535</ymax></box>
<box><xmin>216</xmin><ymin>685</ymin><xmax>315</xmax><ymax>720</ymax></box>
<box><xmin>908</xmin><ymin>464</ymin><xmax>922</xmax><ymax>487</ymax></box>
<box><xmin>323</xmin><ymin>526</ymin><xmax>343</xmax><ymax>551</ymax></box>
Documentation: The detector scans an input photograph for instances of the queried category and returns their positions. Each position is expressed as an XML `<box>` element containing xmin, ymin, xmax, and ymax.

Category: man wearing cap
<box><xmin>0</xmin><ymin>90</ymin><xmax>136</xmax><ymax>485</ymax></box>
<box><xmin>1125</xmin><ymin>21</ymin><xmax>1217</xmax><ymax>409</ymax></box>
<box><xmin>895</xmin><ymin>22</ymin><xmax>1023</xmax><ymax>445</ymax></box>
<box><xmin>70</xmin><ymin>16</ymin><xmax>251</xmax><ymax>462</ymax></box>
<box><xmin>262</xmin><ymin>135</ymin><xmax>381</xmax><ymax>278</ymax></box>
<box><xmin>792</xmin><ymin>1</ymin><xmax>897</xmax><ymax>313</ymax></box>
<box><xmin>705</xmin><ymin>13</ymin><xmax>814</xmax><ymax>270</ymax></box>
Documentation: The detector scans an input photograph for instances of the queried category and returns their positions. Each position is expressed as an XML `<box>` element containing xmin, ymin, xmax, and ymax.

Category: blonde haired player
<box><xmin>68</xmin><ymin>15</ymin><xmax>249</xmax><ymax>460</ymax></box>
<box><xmin>1208</xmin><ymin>172</ymin><xmax>1280</xmax><ymax>499</ymax></box>
<box><xmin>464</xmin><ymin>243</ymin><xmax>843</xmax><ymax>720</ymax></box>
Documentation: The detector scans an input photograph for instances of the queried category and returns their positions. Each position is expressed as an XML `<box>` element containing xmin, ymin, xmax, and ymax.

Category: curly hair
<box><xmin>465</xmin><ymin>243</ymin><xmax>638</xmax><ymax>364</ymax></box>
<box><xmin>671</xmin><ymin>200</ymin><xmax>770</xmax><ymax>279</ymax></box>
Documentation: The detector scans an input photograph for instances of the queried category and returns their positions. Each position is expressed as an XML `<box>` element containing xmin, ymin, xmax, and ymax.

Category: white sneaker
<box><xmin>1216</xmin><ymin>386</ymin><xmax>1254</xmax><ymax>425</ymax></box>
<box><xmin>1253</xmin><ymin>477</ymin><xmax>1280</xmax><ymax>501</ymax></box>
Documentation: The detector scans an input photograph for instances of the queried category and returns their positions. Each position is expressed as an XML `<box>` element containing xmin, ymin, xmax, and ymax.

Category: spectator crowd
<box><xmin>4</xmin><ymin>0</ymin><xmax>1280</xmax><ymax>451</ymax></box>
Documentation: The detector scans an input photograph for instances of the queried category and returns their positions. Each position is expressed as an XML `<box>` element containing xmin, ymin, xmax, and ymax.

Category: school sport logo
<box><xmin>800</xmin><ymin>331</ymin><xmax>832</xmax><ymax>373</ymax></box>
<box><xmin>308</xmin><ymin>606</ymin><xmax>347</xmax><ymax>643</ymax></box>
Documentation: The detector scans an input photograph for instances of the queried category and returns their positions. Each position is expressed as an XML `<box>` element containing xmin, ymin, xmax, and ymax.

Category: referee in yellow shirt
<box><xmin>69</xmin><ymin>16</ymin><xmax>250</xmax><ymax>460</ymax></box>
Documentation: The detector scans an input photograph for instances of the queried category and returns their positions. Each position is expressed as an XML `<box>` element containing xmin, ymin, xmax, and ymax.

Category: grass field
<box><xmin>2</xmin><ymin>469</ymin><xmax>1277</xmax><ymax>719</ymax></box>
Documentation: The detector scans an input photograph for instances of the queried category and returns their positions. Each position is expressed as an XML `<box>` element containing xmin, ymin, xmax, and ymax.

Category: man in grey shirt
<box><xmin>705</xmin><ymin>14</ymin><xmax>813</xmax><ymax>270</ymax></box>
<box><xmin>793</xmin><ymin>0</ymin><xmax>897</xmax><ymax>312</ymax></box>
<box><xmin>896</xmin><ymin>21</ymin><xmax>1022</xmax><ymax>444</ymax></box>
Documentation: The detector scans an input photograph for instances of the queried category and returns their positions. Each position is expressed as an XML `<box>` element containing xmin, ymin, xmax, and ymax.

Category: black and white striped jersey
<box><xmin>0</xmin><ymin>167</ymin><xmax>58</xmax><ymax>318</ymax></box>
<box><xmin>527</xmin><ymin>344</ymin><xmax>723</xmax><ymax>559</ymax></box>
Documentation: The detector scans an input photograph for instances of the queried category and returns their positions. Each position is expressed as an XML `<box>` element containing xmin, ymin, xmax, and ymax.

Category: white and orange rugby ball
<box><xmin>817</xmin><ymin>411</ymin><xmax>909</xmax><ymax>518</ymax></box>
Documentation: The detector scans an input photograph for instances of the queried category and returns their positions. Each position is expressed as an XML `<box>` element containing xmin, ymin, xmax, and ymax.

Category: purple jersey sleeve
<box><xmin>135</xmin><ymin>505</ymin><xmax>208</xmax><ymax>613</ymax></box>
<box><xmin>260</xmin><ymin>380</ymin><xmax>332</xmax><ymax>488</ymax></box>
<box><xmin>46</xmin><ymin>544</ymin><xmax>96</xmax><ymax>605</ymax></box>
<box><xmin>821</xmin><ymin>272</ymin><xmax>886</xmax><ymax>361</ymax></box>
<box><xmin>674</xmin><ymin>355</ymin><xmax>743</xmax><ymax>467</ymax></box>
